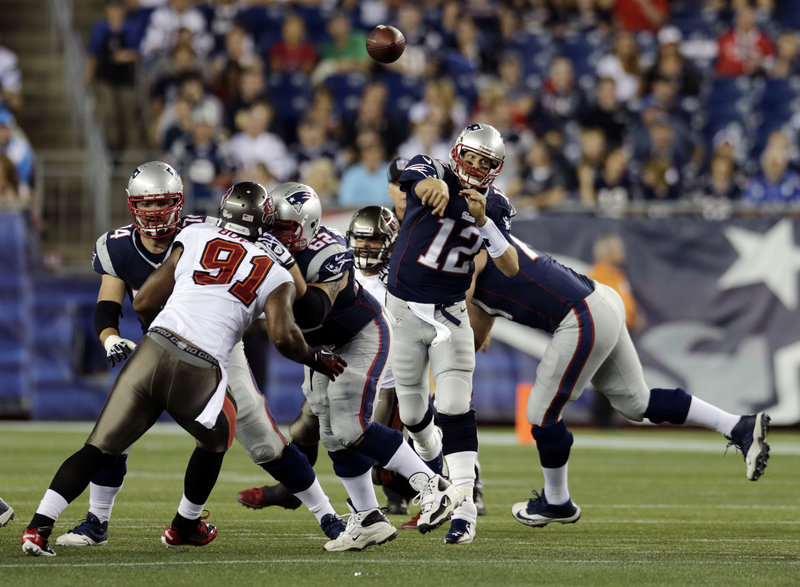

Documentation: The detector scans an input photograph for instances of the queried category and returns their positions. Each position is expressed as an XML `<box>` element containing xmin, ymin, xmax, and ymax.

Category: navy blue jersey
<box><xmin>472</xmin><ymin>236</ymin><xmax>596</xmax><ymax>334</ymax></box>
<box><xmin>387</xmin><ymin>154</ymin><xmax>515</xmax><ymax>304</ymax></box>
<box><xmin>294</xmin><ymin>226</ymin><xmax>384</xmax><ymax>347</ymax></box>
<box><xmin>92</xmin><ymin>223</ymin><xmax>180</xmax><ymax>301</ymax></box>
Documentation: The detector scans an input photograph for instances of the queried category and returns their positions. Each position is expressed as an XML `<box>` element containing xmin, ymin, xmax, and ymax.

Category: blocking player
<box><xmin>21</xmin><ymin>182</ymin><xmax>346</xmax><ymax>556</ymax></box>
<box><xmin>265</xmin><ymin>182</ymin><xmax>464</xmax><ymax>552</ymax></box>
<box><xmin>466</xmin><ymin>237</ymin><xmax>770</xmax><ymax>528</ymax></box>
<box><xmin>385</xmin><ymin>123</ymin><xmax>519</xmax><ymax>544</ymax></box>
<box><xmin>57</xmin><ymin>165</ymin><xmax>344</xmax><ymax>548</ymax></box>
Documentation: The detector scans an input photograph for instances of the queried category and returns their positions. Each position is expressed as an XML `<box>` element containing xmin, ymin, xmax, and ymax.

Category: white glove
<box><xmin>104</xmin><ymin>334</ymin><xmax>137</xmax><ymax>367</ymax></box>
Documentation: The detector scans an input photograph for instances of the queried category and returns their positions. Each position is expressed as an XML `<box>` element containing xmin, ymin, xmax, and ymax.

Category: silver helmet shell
<box><xmin>346</xmin><ymin>205</ymin><xmax>399</xmax><ymax>270</ymax></box>
<box><xmin>217</xmin><ymin>181</ymin><xmax>275</xmax><ymax>241</ymax></box>
<box><xmin>270</xmin><ymin>182</ymin><xmax>322</xmax><ymax>251</ymax></box>
<box><xmin>126</xmin><ymin>161</ymin><xmax>184</xmax><ymax>239</ymax></box>
<box><xmin>449</xmin><ymin>123</ymin><xmax>505</xmax><ymax>188</ymax></box>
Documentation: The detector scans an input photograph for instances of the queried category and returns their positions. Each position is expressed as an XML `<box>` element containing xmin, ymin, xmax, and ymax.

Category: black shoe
<box><xmin>726</xmin><ymin>413</ymin><xmax>770</xmax><ymax>481</ymax></box>
<box><xmin>237</xmin><ymin>484</ymin><xmax>302</xmax><ymax>509</ymax></box>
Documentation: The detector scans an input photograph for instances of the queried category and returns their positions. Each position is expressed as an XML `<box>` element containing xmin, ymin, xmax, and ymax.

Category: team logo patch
<box><xmin>285</xmin><ymin>190</ymin><xmax>311</xmax><ymax>213</ymax></box>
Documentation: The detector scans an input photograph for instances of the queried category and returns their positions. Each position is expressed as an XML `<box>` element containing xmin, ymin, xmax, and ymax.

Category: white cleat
<box><xmin>324</xmin><ymin>499</ymin><xmax>397</xmax><ymax>552</ymax></box>
<box><xmin>409</xmin><ymin>473</ymin><xmax>464</xmax><ymax>533</ymax></box>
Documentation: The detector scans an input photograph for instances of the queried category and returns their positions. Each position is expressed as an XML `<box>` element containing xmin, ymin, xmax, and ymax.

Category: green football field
<box><xmin>0</xmin><ymin>422</ymin><xmax>798</xmax><ymax>585</ymax></box>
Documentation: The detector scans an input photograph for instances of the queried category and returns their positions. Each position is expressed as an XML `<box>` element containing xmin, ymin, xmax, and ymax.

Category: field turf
<box><xmin>0</xmin><ymin>422</ymin><xmax>798</xmax><ymax>585</ymax></box>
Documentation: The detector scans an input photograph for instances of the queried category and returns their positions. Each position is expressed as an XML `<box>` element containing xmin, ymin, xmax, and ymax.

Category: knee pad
<box><xmin>328</xmin><ymin>449</ymin><xmax>374</xmax><ymax>478</ymax></box>
<box><xmin>90</xmin><ymin>453</ymin><xmax>127</xmax><ymax>487</ymax></box>
<box><xmin>433</xmin><ymin>370</ymin><xmax>473</xmax><ymax>415</ymax></box>
<box><xmin>289</xmin><ymin>401</ymin><xmax>320</xmax><ymax>446</ymax></box>
<box><xmin>395</xmin><ymin>386</ymin><xmax>429</xmax><ymax>428</ymax></box>
<box><xmin>644</xmin><ymin>388</ymin><xmax>691</xmax><ymax>424</ymax></box>
<box><xmin>531</xmin><ymin>420</ymin><xmax>573</xmax><ymax>469</ymax></box>
<box><xmin>438</xmin><ymin>410</ymin><xmax>478</xmax><ymax>454</ymax></box>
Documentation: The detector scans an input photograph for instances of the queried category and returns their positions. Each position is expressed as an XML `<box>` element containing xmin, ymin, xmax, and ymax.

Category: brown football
<box><xmin>366</xmin><ymin>25</ymin><xmax>405</xmax><ymax>64</ymax></box>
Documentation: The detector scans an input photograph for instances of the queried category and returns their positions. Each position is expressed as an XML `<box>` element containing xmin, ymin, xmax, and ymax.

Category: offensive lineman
<box><xmin>466</xmin><ymin>237</ymin><xmax>770</xmax><ymax>527</ymax></box>
<box><xmin>22</xmin><ymin>182</ymin><xmax>346</xmax><ymax>556</ymax></box>
<box><xmin>56</xmin><ymin>165</ymin><xmax>345</xmax><ymax>548</ymax></box>
<box><xmin>386</xmin><ymin>123</ymin><xmax>519</xmax><ymax>544</ymax></box>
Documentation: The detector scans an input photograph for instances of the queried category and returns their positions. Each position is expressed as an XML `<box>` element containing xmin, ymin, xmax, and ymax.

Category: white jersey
<box><xmin>152</xmin><ymin>223</ymin><xmax>293</xmax><ymax>367</ymax></box>
<box><xmin>355</xmin><ymin>266</ymin><xmax>395</xmax><ymax>389</ymax></box>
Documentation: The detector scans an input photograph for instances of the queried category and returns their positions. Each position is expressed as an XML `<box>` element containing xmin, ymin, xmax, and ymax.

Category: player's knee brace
<box><xmin>532</xmin><ymin>420</ymin><xmax>573</xmax><ymax>469</ymax></box>
<box><xmin>261</xmin><ymin>443</ymin><xmax>315</xmax><ymax>494</ymax></box>
<box><xmin>644</xmin><ymin>388</ymin><xmax>691</xmax><ymax>424</ymax></box>
<box><xmin>351</xmin><ymin>423</ymin><xmax>404</xmax><ymax>466</ymax></box>
<box><xmin>328</xmin><ymin>449</ymin><xmax>374</xmax><ymax>478</ymax></box>
<box><xmin>90</xmin><ymin>453</ymin><xmax>127</xmax><ymax>487</ymax></box>
<box><xmin>289</xmin><ymin>401</ymin><xmax>320</xmax><ymax>446</ymax></box>
<box><xmin>439</xmin><ymin>410</ymin><xmax>478</xmax><ymax>455</ymax></box>
<box><xmin>433</xmin><ymin>370</ymin><xmax>473</xmax><ymax>415</ymax></box>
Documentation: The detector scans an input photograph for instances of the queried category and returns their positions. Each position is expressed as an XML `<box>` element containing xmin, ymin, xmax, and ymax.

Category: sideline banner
<box><xmin>511</xmin><ymin>215</ymin><xmax>800</xmax><ymax>425</ymax></box>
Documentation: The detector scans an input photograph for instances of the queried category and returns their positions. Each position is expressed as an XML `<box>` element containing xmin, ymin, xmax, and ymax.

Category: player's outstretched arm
<box><xmin>134</xmin><ymin>247</ymin><xmax>182</xmax><ymax>327</ymax></box>
<box><xmin>416</xmin><ymin>177</ymin><xmax>449</xmax><ymax>216</ymax></box>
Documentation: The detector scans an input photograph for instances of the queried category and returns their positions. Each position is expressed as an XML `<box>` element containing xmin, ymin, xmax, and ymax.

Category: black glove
<box><xmin>303</xmin><ymin>347</ymin><xmax>347</xmax><ymax>381</ymax></box>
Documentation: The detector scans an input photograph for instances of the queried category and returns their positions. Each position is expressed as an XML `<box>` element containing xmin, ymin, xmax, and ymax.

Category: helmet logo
<box><xmin>466</xmin><ymin>123</ymin><xmax>482</xmax><ymax>131</ymax></box>
<box><xmin>285</xmin><ymin>190</ymin><xmax>311</xmax><ymax>213</ymax></box>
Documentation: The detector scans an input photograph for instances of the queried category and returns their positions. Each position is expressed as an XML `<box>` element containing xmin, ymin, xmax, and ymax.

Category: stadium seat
<box><xmin>268</xmin><ymin>72</ymin><xmax>313</xmax><ymax>124</ymax></box>
<box><xmin>323</xmin><ymin>72</ymin><xmax>368</xmax><ymax>120</ymax></box>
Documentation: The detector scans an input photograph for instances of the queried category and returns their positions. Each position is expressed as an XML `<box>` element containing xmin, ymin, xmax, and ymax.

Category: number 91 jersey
<box><xmin>387</xmin><ymin>154</ymin><xmax>515</xmax><ymax>304</ymax></box>
<box><xmin>151</xmin><ymin>223</ymin><xmax>293</xmax><ymax>366</ymax></box>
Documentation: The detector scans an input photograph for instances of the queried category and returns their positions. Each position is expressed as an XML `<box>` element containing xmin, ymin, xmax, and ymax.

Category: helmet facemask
<box><xmin>128</xmin><ymin>194</ymin><xmax>183</xmax><ymax>239</ymax></box>
<box><xmin>346</xmin><ymin>205</ymin><xmax>399</xmax><ymax>270</ymax></box>
<box><xmin>449</xmin><ymin>124</ymin><xmax>506</xmax><ymax>189</ymax></box>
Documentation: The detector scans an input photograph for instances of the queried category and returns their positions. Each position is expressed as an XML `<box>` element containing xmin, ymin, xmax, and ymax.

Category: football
<box><xmin>366</xmin><ymin>25</ymin><xmax>405</xmax><ymax>64</ymax></box>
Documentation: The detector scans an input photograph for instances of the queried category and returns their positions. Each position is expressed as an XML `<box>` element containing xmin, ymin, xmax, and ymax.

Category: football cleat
<box><xmin>56</xmin><ymin>512</ymin><xmax>108</xmax><ymax>546</ymax></box>
<box><xmin>319</xmin><ymin>513</ymin><xmax>346</xmax><ymax>540</ymax></box>
<box><xmin>0</xmin><ymin>497</ymin><xmax>14</xmax><ymax>528</ymax></box>
<box><xmin>511</xmin><ymin>489</ymin><xmax>581</xmax><ymax>528</ymax></box>
<box><xmin>237</xmin><ymin>484</ymin><xmax>302</xmax><ymax>510</ymax></box>
<box><xmin>21</xmin><ymin>527</ymin><xmax>56</xmax><ymax>557</ymax></box>
<box><xmin>323</xmin><ymin>500</ymin><xmax>397</xmax><ymax>552</ymax></box>
<box><xmin>726</xmin><ymin>413</ymin><xmax>770</xmax><ymax>481</ymax></box>
<box><xmin>444</xmin><ymin>518</ymin><xmax>475</xmax><ymax>544</ymax></box>
<box><xmin>401</xmin><ymin>511</ymin><xmax>420</xmax><ymax>530</ymax></box>
<box><xmin>473</xmin><ymin>486</ymin><xmax>487</xmax><ymax>516</ymax></box>
<box><xmin>384</xmin><ymin>492</ymin><xmax>409</xmax><ymax>515</ymax></box>
<box><xmin>409</xmin><ymin>473</ymin><xmax>464</xmax><ymax>533</ymax></box>
<box><xmin>161</xmin><ymin>514</ymin><xmax>217</xmax><ymax>547</ymax></box>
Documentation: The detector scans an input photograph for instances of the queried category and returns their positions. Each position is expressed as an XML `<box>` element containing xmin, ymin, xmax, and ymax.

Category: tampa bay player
<box><xmin>22</xmin><ymin>181</ymin><xmax>347</xmax><ymax>556</ymax></box>
<box><xmin>385</xmin><ymin>123</ymin><xmax>519</xmax><ymax>544</ymax></box>
<box><xmin>265</xmin><ymin>182</ymin><xmax>464</xmax><ymax>552</ymax></box>
<box><xmin>57</xmin><ymin>164</ymin><xmax>345</xmax><ymax>548</ymax></box>
<box><xmin>466</xmin><ymin>237</ymin><xmax>770</xmax><ymax>529</ymax></box>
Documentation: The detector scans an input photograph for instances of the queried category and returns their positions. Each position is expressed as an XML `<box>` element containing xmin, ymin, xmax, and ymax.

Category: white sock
<box><xmin>686</xmin><ymin>396</ymin><xmax>740</xmax><ymax>436</ymax></box>
<box><xmin>542</xmin><ymin>464</ymin><xmax>570</xmax><ymax>505</ymax></box>
<box><xmin>88</xmin><ymin>482</ymin><xmax>122</xmax><ymax>523</ymax></box>
<box><xmin>452</xmin><ymin>496</ymin><xmax>477</xmax><ymax>523</ymax></box>
<box><xmin>408</xmin><ymin>422</ymin><xmax>441</xmax><ymax>461</ymax></box>
<box><xmin>36</xmin><ymin>489</ymin><xmax>69</xmax><ymax>522</ymax></box>
<box><xmin>444</xmin><ymin>450</ymin><xmax>477</xmax><ymax>490</ymax></box>
<box><xmin>385</xmin><ymin>441</ymin><xmax>433</xmax><ymax>480</ymax></box>
<box><xmin>294</xmin><ymin>479</ymin><xmax>336</xmax><ymax>522</ymax></box>
<box><xmin>177</xmin><ymin>494</ymin><xmax>204</xmax><ymax>520</ymax></box>
<box><xmin>339</xmin><ymin>470</ymin><xmax>380</xmax><ymax>511</ymax></box>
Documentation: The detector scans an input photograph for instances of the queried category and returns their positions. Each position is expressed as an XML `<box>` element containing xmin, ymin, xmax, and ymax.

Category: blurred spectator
<box><xmin>397</xmin><ymin>117</ymin><xmax>451</xmax><ymax>163</ymax></box>
<box><xmin>576</xmin><ymin>127</ymin><xmax>609</xmax><ymax>205</ymax></box>
<box><xmin>697</xmin><ymin>152</ymin><xmax>742</xmax><ymax>201</ymax></box>
<box><xmin>578</xmin><ymin>76</ymin><xmax>630</xmax><ymax>149</ymax></box>
<box><xmin>0</xmin><ymin>109</ymin><xmax>33</xmax><ymax>196</ymax></box>
<box><xmin>300</xmin><ymin>157</ymin><xmax>340</xmax><ymax>206</ymax></box>
<box><xmin>510</xmin><ymin>140</ymin><xmax>572</xmax><ymax>211</ymax></box>
<box><xmin>641</xmin><ymin>156</ymin><xmax>681</xmax><ymax>201</ymax></box>
<box><xmin>306</xmin><ymin>85</ymin><xmax>342</xmax><ymax>142</ymax></box>
<box><xmin>155</xmin><ymin>70</ymin><xmax>223</xmax><ymax>149</ymax></box>
<box><xmin>0</xmin><ymin>153</ymin><xmax>24</xmax><ymax>210</ymax></box>
<box><xmin>589</xmin><ymin>147</ymin><xmax>634</xmax><ymax>211</ymax></box>
<box><xmin>588</xmin><ymin>233</ymin><xmax>643</xmax><ymax>332</ymax></box>
<box><xmin>268</xmin><ymin>13</ymin><xmax>318</xmax><ymax>75</ymax></box>
<box><xmin>531</xmin><ymin>57</ymin><xmax>585</xmax><ymax>135</ymax></box>
<box><xmin>596</xmin><ymin>30</ymin><xmax>642</xmax><ymax>102</ymax></box>
<box><xmin>390</xmin><ymin>3</ymin><xmax>442</xmax><ymax>79</ymax></box>
<box><xmin>234</xmin><ymin>161</ymin><xmax>278</xmax><ymax>190</ymax></box>
<box><xmin>337</xmin><ymin>131</ymin><xmax>391</xmax><ymax>208</ymax></box>
<box><xmin>207</xmin><ymin>0</ymin><xmax>243</xmax><ymax>54</ymax></box>
<box><xmin>496</xmin><ymin>51</ymin><xmax>536</xmax><ymax>119</ymax></box>
<box><xmin>715</xmin><ymin>4</ymin><xmax>776</xmax><ymax>77</ymax></box>
<box><xmin>770</xmin><ymin>30</ymin><xmax>800</xmax><ymax>78</ymax></box>
<box><xmin>611</xmin><ymin>0</ymin><xmax>669</xmax><ymax>33</ymax></box>
<box><xmin>148</xmin><ymin>43</ymin><xmax>201</xmax><ymax>123</ymax></box>
<box><xmin>86</xmin><ymin>0</ymin><xmax>144</xmax><ymax>154</ymax></box>
<box><xmin>168</xmin><ymin>104</ymin><xmax>233</xmax><ymax>215</ymax></box>
<box><xmin>312</xmin><ymin>11</ymin><xmax>371</xmax><ymax>83</ymax></box>
<box><xmin>442</xmin><ymin>15</ymin><xmax>487</xmax><ymax>77</ymax></box>
<box><xmin>223</xmin><ymin>65</ymin><xmax>267</xmax><ymax>135</ymax></box>
<box><xmin>742</xmin><ymin>144</ymin><xmax>800</xmax><ymax>205</ymax></box>
<box><xmin>226</xmin><ymin>101</ymin><xmax>294</xmax><ymax>182</ymax></box>
<box><xmin>290</xmin><ymin>115</ymin><xmax>339</xmax><ymax>182</ymax></box>
<box><xmin>140</xmin><ymin>0</ymin><xmax>213</xmax><ymax>61</ymax></box>
<box><xmin>342</xmin><ymin>81</ymin><xmax>405</xmax><ymax>159</ymax></box>
<box><xmin>209</xmin><ymin>24</ymin><xmax>260</xmax><ymax>101</ymax></box>
<box><xmin>0</xmin><ymin>40</ymin><xmax>22</xmax><ymax>115</ymax></box>
<box><xmin>408</xmin><ymin>79</ymin><xmax>467</xmax><ymax>140</ymax></box>
<box><xmin>643</xmin><ymin>26</ymin><xmax>702</xmax><ymax>98</ymax></box>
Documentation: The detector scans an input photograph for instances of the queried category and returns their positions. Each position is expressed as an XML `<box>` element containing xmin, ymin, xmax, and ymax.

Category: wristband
<box><xmin>477</xmin><ymin>218</ymin><xmax>510</xmax><ymax>258</ymax></box>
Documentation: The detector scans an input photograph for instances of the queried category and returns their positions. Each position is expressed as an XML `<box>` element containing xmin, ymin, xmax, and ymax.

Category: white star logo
<box><xmin>718</xmin><ymin>218</ymin><xmax>800</xmax><ymax>309</ymax></box>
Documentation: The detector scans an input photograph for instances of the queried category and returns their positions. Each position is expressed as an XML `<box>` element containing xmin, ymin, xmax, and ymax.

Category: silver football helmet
<box><xmin>217</xmin><ymin>181</ymin><xmax>275</xmax><ymax>241</ymax></box>
<box><xmin>126</xmin><ymin>161</ymin><xmax>184</xmax><ymax>239</ymax></box>
<box><xmin>449</xmin><ymin>123</ymin><xmax>505</xmax><ymax>188</ymax></box>
<box><xmin>270</xmin><ymin>182</ymin><xmax>322</xmax><ymax>251</ymax></box>
<box><xmin>346</xmin><ymin>205</ymin><xmax>400</xmax><ymax>270</ymax></box>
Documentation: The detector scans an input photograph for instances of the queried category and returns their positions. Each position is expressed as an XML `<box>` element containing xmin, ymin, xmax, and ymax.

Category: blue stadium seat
<box><xmin>268</xmin><ymin>72</ymin><xmax>313</xmax><ymax>124</ymax></box>
<box><xmin>380</xmin><ymin>71</ymin><xmax>424</xmax><ymax>122</ymax></box>
<box><xmin>323</xmin><ymin>72</ymin><xmax>369</xmax><ymax>119</ymax></box>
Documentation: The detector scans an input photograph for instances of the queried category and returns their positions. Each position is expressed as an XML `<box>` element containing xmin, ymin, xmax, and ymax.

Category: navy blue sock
<box><xmin>328</xmin><ymin>449</ymin><xmax>374</xmax><ymax>478</ymax></box>
<box><xmin>532</xmin><ymin>420</ymin><xmax>573</xmax><ymax>469</ymax></box>
<box><xmin>261</xmin><ymin>443</ymin><xmax>316</xmax><ymax>494</ymax></box>
<box><xmin>351</xmin><ymin>423</ymin><xmax>404</xmax><ymax>466</ymax></box>
<box><xmin>439</xmin><ymin>410</ymin><xmax>478</xmax><ymax>455</ymax></box>
<box><xmin>644</xmin><ymin>388</ymin><xmax>692</xmax><ymax>424</ymax></box>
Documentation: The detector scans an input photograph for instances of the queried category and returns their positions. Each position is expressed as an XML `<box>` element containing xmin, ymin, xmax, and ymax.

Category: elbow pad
<box><xmin>94</xmin><ymin>300</ymin><xmax>123</xmax><ymax>338</ymax></box>
<box><xmin>293</xmin><ymin>286</ymin><xmax>332</xmax><ymax>329</ymax></box>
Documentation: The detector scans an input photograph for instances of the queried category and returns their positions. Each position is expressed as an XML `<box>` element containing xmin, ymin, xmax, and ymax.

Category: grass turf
<box><xmin>0</xmin><ymin>422</ymin><xmax>798</xmax><ymax>585</ymax></box>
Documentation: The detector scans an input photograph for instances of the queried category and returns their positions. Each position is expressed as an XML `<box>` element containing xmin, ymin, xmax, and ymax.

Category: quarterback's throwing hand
<box><xmin>104</xmin><ymin>335</ymin><xmax>137</xmax><ymax>367</ymax></box>
<box><xmin>463</xmin><ymin>189</ymin><xmax>487</xmax><ymax>225</ymax></box>
<box><xmin>304</xmin><ymin>347</ymin><xmax>347</xmax><ymax>380</ymax></box>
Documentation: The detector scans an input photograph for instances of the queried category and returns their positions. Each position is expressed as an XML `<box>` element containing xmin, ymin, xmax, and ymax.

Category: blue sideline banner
<box><xmin>511</xmin><ymin>215</ymin><xmax>800</xmax><ymax>426</ymax></box>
